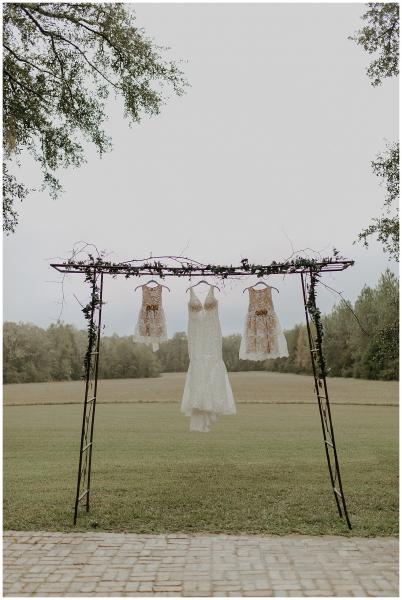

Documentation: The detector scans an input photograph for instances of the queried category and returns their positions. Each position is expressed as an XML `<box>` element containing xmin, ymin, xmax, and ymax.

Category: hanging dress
<box><xmin>239</xmin><ymin>286</ymin><xmax>288</xmax><ymax>361</ymax></box>
<box><xmin>181</xmin><ymin>286</ymin><xmax>236</xmax><ymax>432</ymax></box>
<box><xmin>134</xmin><ymin>283</ymin><xmax>167</xmax><ymax>351</ymax></box>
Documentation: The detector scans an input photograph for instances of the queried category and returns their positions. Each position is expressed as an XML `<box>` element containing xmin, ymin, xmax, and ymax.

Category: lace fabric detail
<box><xmin>239</xmin><ymin>287</ymin><xmax>289</xmax><ymax>361</ymax></box>
<box><xmin>188</xmin><ymin>286</ymin><xmax>218</xmax><ymax>313</ymax></box>
<box><xmin>134</xmin><ymin>284</ymin><xmax>167</xmax><ymax>351</ymax></box>
<box><xmin>181</xmin><ymin>286</ymin><xmax>236</xmax><ymax>432</ymax></box>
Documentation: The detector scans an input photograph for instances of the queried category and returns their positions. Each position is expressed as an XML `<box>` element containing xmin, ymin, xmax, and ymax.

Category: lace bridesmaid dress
<box><xmin>181</xmin><ymin>286</ymin><xmax>236</xmax><ymax>432</ymax></box>
<box><xmin>239</xmin><ymin>286</ymin><xmax>288</xmax><ymax>361</ymax></box>
<box><xmin>134</xmin><ymin>284</ymin><xmax>167</xmax><ymax>351</ymax></box>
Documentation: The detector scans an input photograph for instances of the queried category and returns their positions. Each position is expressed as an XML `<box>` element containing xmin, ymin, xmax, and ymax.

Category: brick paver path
<box><xmin>4</xmin><ymin>531</ymin><xmax>398</xmax><ymax>597</ymax></box>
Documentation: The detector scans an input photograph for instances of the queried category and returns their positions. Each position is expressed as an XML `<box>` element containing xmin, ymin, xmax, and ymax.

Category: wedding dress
<box><xmin>181</xmin><ymin>286</ymin><xmax>236</xmax><ymax>432</ymax></box>
<box><xmin>134</xmin><ymin>284</ymin><xmax>167</xmax><ymax>351</ymax></box>
<box><xmin>239</xmin><ymin>286</ymin><xmax>288</xmax><ymax>361</ymax></box>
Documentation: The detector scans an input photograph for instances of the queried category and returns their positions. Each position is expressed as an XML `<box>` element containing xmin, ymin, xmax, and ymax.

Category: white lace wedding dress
<box><xmin>181</xmin><ymin>286</ymin><xmax>236</xmax><ymax>432</ymax></box>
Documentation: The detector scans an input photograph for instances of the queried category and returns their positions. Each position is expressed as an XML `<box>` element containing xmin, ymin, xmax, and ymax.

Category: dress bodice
<box><xmin>187</xmin><ymin>286</ymin><xmax>221</xmax><ymax>361</ymax></box>
<box><xmin>188</xmin><ymin>286</ymin><xmax>218</xmax><ymax>313</ymax></box>
<box><xmin>248</xmin><ymin>287</ymin><xmax>274</xmax><ymax>316</ymax></box>
<box><xmin>142</xmin><ymin>284</ymin><xmax>162</xmax><ymax>309</ymax></box>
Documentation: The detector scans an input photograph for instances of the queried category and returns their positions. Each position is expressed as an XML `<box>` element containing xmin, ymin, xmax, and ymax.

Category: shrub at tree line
<box><xmin>3</xmin><ymin>271</ymin><xmax>398</xmax><ymax>384</ymax></box>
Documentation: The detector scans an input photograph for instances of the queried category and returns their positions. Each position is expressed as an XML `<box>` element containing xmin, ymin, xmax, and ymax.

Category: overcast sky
<box><xmin>3</xmin><ymin>3</ymin><xmax>398</xmax><ymax>337</ymax></box>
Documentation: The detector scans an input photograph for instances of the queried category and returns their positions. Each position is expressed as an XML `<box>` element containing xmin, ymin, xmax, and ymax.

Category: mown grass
<box><xmin>4</xmin><ymin>371</ymin><xmax>398</xmax><ymax>406</ymax></box>
<box><xmin>4</xmin><ymin>374</ymin><xmax>398</xmax><ymax>537</ymax></box>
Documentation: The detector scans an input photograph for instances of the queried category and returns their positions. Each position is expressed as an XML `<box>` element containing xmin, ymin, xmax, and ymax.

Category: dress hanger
<box><xmin>135</xmin><ymin>279</ymin><xmax>171</xmax><ymax>292</ymax></box>
<box><xmin>243</xmin><ymin>281</ymin><xmax>279</xmax><ymax>294</ymax></box>
<box><xmin>186</xmin><ymin>280</ymin><xmax>220</xmax><ymax>293</ymax></box>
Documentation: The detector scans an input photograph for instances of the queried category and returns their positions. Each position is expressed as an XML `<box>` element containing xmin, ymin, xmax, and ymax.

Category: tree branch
<box><xmin>4</xmin><ymin>68</ymin><xmax>49</xmax><ymax>101</ymax></box>
<box><xmin>3</xmin><ymin>43</ymin><xmax>56</xmax><ymax>77</ymax></box>
<box><xmin>29</xmin><ymin>5</ymin><xmax>127</xmax><ymax>65</ymax></box>
<box><xmin>20</xmin><ymin>7</ymin><xmax>122</xmax><ymax>90</ymax></box>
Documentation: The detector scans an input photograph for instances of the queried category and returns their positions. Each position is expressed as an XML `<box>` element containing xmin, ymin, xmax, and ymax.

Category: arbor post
<box><xmin>301</xmin><ymin>271</ymin><xmax>352</xmax><ymax>530</ymax></box>
<box><xmin>73</xmin><ymin>269</ymin><xmax>104</xmax><ymax>525</ymax></box>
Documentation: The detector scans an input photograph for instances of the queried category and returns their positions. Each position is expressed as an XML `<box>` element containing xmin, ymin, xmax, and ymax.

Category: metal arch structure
<box><xmin>51</xmin><ymin>257</ymin><xmax>353</xmax><ymax>529</ymax></box>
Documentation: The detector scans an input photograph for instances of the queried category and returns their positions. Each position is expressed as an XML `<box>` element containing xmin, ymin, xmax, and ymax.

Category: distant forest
<box><xmin>3</xmin><ymin>270</ymin><xmax>398</xmax><ymax>383</ymax></box>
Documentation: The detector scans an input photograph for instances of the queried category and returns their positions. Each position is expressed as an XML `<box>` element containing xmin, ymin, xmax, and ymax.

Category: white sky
<box><xmin>3</xmin><ymin>2</ymin><xmax>399</xmax><ymax>337</ymax></box>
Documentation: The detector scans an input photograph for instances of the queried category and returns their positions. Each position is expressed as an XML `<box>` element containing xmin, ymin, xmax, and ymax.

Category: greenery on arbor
<box><xmin>3</xmin><ymin>2</ymin><xmax>187</xmax><ymax>233</ymax></box>
<box><xmin>350</xmin><ymin>3</ymin><xmax>399</xmax><ymax>261</ymax></box>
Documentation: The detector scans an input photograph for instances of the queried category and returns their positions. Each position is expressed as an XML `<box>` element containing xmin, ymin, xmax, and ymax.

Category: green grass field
<box><xmin>4</xmin><ymin>371</ymin><xmax>398</xmax><ymax>407</ymax></box>
<box><xmin>4</xmin><ymin>373</ymin><xmax>398</xmax><ymax>537</ymax></box>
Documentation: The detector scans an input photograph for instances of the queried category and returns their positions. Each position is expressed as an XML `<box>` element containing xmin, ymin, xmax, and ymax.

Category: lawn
<box><xmin>4</xmin><ymin>371</ymin><xmax>398</xmax><ymax>406</ymax></box>
<box><xmin>4</xmin><ymin>373</ymin><xmax>398</xmax><ymax>537</ymax></box>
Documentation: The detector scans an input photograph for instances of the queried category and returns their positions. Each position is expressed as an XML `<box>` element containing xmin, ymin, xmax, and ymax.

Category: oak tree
<box><xmin>350</xmin><ymin>3</ymin><xmax>399</xmax><ymax>261</ymax></box>
<box><xmin>3</xmin><ymin>3</ymin><xmax>187</xmax><ymax>232</ymax></box>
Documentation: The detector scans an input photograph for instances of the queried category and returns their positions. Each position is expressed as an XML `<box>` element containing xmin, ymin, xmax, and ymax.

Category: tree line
<box><xmin>4</xmin><ymin>270</ymin><xmax>398</xmax><ymax>384</ymax></box>
<box><xmin>269</xmin><ymin>270</ymin><xmax>398</xmax><ymax>380</ymax></box>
